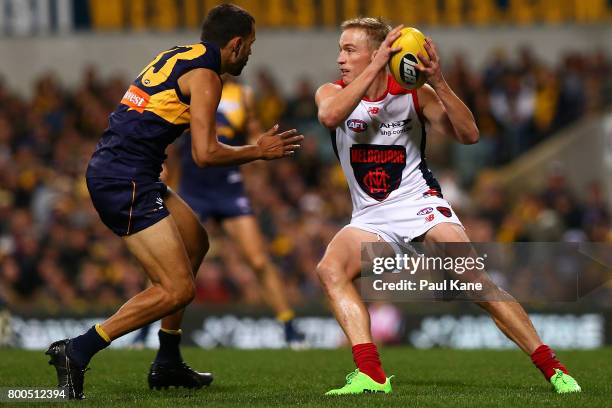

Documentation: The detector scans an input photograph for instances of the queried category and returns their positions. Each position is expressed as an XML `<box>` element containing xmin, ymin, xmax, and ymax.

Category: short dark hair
<box><xmin>200</xmin><ymin>4</ymin><xmax>255</xmax><ymax>47</ymax></box>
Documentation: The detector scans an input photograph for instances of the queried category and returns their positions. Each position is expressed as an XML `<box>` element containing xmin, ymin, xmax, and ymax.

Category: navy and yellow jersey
<box><xmin>213</xmin><ymin>81</ymin><xmax>249</xmax><ymax>146</ymax></box>
<box><xmin>87</xmin><ymin>41</ymin><xmax>221</xmax><ymax>180</ymax></box>
<box><xmin>179</xmin><ymin>81</ymin><xmax>249</xmax><ymax>194</ymax></box>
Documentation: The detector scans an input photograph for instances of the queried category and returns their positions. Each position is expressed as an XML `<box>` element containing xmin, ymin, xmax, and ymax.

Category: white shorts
<box><xmin>347</xmin><ymin>194</ymin><xmax>463</xmax><ymax>243</ymax></box>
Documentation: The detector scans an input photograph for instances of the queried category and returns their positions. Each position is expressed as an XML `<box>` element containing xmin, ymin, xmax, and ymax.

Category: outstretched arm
<box><xmin>416</xmin><ymin>38</ymin><xmax>479</xmax><ymax>144</ymax></box>
<box><xmin>180</xmin><ymin>69</ymin><xmax>303</xmax><ymax>167</ymax></box>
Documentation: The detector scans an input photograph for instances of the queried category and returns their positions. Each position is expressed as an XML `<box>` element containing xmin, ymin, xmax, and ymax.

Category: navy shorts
<box><xmin>180</xmin><ymin>190</ymin><xmax>253</xmax><ymax>223</ymax></box>
<box><xmin>86</xmin><ymin>177</ymin><xmax>170</xmax><ymax>236</ymax></box>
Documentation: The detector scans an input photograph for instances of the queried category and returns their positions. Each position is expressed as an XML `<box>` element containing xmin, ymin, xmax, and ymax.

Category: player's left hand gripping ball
<box><xmin>388</xmin><ymin>27</ymin><xmax>428</xmax><ymax>89</ymax></box>
<box><xmin>416</xmin><ymin>37</ymin><xmax>446</xmax><ymax>88</ymax></box>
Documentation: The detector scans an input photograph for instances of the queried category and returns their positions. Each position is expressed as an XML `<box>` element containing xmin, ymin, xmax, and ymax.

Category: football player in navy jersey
<box><xmin>46</xmin><ymin>4</ymin><xmax>302</xmax><ymax>399</ymax></box>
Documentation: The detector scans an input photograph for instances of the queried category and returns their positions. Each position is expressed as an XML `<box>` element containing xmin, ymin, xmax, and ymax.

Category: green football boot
<box><xmin>325</xmin><ymin>369</ymin><xmax>393</xmax><ymax>395</ymax></box>
<box><xmin>550</xmin><ymin>368</ymin><xmax>581</xmax><ymax>394</ymax></box>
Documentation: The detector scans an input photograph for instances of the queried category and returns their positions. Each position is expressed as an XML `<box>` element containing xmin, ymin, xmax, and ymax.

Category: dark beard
<box><xmin>229</xmin><ymin>58</ymin><xmax>248</xmax><ymax>76</ymax></box>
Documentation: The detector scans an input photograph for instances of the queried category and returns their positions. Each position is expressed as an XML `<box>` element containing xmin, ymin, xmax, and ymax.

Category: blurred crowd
<box><xmin>0</xmin><ymin>46</ymin><xmax>611</xmax><ymax>312</ymax></box>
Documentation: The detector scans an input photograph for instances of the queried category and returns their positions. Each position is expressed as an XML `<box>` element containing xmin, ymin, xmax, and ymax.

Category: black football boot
<box><xmin>148</xmin><ymin>361</ymin><xmax>213</xmax><ymax>390</ymax></box>
<box><xmin>46</xmin><ymin>339</ymin><xmax>88</xmax><ymax>400</ymax></box>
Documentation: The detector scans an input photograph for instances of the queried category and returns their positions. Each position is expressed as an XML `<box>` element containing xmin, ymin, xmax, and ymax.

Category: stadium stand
<box><xmin>0</xmin><ymin>47</ymin><xmax>610</xmax><ymax>311</ymax></box>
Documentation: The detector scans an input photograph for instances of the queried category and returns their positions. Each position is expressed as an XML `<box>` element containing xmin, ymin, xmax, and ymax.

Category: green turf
<box><xmin>0</xmin><ymin>347</ymin><xmax>610</xmax><ymax>407</ymax></box>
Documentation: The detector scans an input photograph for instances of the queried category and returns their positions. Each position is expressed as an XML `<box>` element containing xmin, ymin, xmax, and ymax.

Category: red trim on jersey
<box><xmin>388</xmin><ymin>75</ymin><xmax>411</xmax><ymax>96</ymax></box>
<box><xmin>362</xmin><ymin>75</ymin><xmax>390</xmax><ymax>102</ymax></box>
<box><xmin>333</xmin><ymin>75</ymin><xmax>425</xmax><ymax>124</ymax></box>
<box><xmin>333</xmin><ymin>75</ymin><xmax>408</xmax><ymax>102</ymax></box>
<box><xmin>385</xmin><ymin>74</ymin><xmax>426</xmax><ymax>124</ymax></box>
<box><xmin>333</xmin><ymin>75</ymin><xmax>422</xmax><ymax>116</ymax></box>
<box><xmin>424</xmin><ymin>188</ymin><xmax>442</xmax><ymax>197</ymax></box>
<box><xmin>411</xmin><ymin>88</ymin><xmax>425</xmax><ymax>124</ymax></box>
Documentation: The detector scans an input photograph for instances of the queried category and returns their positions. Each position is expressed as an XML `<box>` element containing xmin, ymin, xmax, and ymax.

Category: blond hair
<box><xmin>340</xmin><ymin>17</ymin><xmax>391</xmax><ymax>49</ymax></box>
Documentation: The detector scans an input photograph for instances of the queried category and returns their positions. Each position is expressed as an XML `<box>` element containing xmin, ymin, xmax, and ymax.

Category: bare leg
<box><xmin>222</xmin><ymin>215</ymin><xmax>290</xmax><ymax>315</ymax></box>
<box><xmin>99</xmin><ymin>215</ymin><xmax>195</xmax><ymax>340</ymax></box>
<box><xmin>316</xmin><ymin>227</ymin><xmax>379</xmax><ymax>345</ymax></box>
<box><xmin>476</xmin><ymin>299</ymin><xmax>542</xmax><ymax>354</ymax></box>
<box><xmin>159</xmin><ymin>189</ymin><xmax>209</xmax><ymax>331</ymax></box>
<box><xmin>421</xmin><ymin>223</ymin><xmax>542</xmax><ymax>354</ymax></box>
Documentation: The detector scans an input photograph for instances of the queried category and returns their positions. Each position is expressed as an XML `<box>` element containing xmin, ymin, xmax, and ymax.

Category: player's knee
<box><xmin>167</xmin><ymin>279</ymin><xmax>196</xmax><ymax>310</ymax></box>
<box><xmin>316</xmin><ymin>262</ymin><xmax>346</xmax><ymax>292</ymax></box>
<box><xmin>176</xmin><ymin>282</ymin><xmax>196</xmax><ymax>308</ymax></box>
<box><xmin>248</xmin><ymin>255</ymin><xmax>269</xmax><ymax>274</ymax></box>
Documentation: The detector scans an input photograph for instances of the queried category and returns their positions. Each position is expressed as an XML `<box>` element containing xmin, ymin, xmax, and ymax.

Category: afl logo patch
<box><xmin>417</xmin><ymin>207</ymin><xmax>433</xmax><ymax>216</ymax></box>
<box><xmin>347</xmin><ymin>119</ymin><xmax>368</xmax><ymax>133</ymax></box>
<box><xmin>437</xmin><ymin>206</ymin><xmax>452</xmax><ymax>218</ymax></box>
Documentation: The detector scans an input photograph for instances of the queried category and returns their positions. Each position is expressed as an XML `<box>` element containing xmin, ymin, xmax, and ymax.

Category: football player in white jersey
<box><xmin>315</xmin><ymin>18</ymin><xmax>580</xmax><ymax>395</ymax></box>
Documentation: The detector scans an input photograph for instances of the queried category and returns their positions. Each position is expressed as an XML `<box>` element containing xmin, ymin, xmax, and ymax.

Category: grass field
<box><xmin>0</xmin><ymin>347</ymin><xmax>610</xmax><ymax>407</ymax></box>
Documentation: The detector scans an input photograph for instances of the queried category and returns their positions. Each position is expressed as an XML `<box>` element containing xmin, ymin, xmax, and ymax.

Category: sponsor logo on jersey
<box><xmin>350</xmin><ymin>144</ymin><xmax>406</xmax><ymax>201</ymax></box>
<box><xmin>367</xmin><ymin>107</ymin><xmax>380</xmax><ymax>115</ymax></box>
<box><xmin>347</xmin><ymin>118</ymin><xmax>368</xmax><ymax>133</ymax></box>
<box><xmin>437</xmin><ymin>206</ymin><xmax>452</xmax><ymax>218</ymax></box>
<box><xmin>121</xmin><ymin>85</ymin><xmax>150</xmax><ymax>113</ymax></box>
<box><xmin>380</xmin><ymin>119</ymin><xmax>411</xmax><ymax>129</ymax></box>
<box><xmin>425</xmin><ymin>213</ymin><xmax>435</xmax><ymax>223</ymax></box>
<box><xmin>379</xmin><ymin>119</ymin><xmax>412</xmax><ymax>136</ymax></box>
<box><xmin>417</xmin><ymin>207</ymin><xmax>433</xmax><ymax>216</ymax></box>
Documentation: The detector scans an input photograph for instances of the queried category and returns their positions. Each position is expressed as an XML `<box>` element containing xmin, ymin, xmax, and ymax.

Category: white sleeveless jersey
<box><xmin>332</xmin><ymin>75</ymin><xmax>442</xmax><ymax>220</ymax></box>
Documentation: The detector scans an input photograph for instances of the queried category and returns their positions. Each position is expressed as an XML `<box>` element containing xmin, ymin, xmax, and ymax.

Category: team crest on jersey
<box><xmin>347</xmin><ymin>119</ymin><xmax>368</xmax><ymax>133</ymax></box>
<box><xmin>350</xmin><ymin>144</ymin><xmax>406</xmax><ymax>201</ymax></box>
<box><xmin>367</xmin><ymin>107</ymin><xmax>380</xmax><ymax>115</ymax></box>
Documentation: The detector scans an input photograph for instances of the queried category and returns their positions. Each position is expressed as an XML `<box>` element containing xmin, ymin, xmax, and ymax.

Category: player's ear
<box><xmin>371</xmin><ymin>48</ymin><xmax>378</xmax><ymax>62</ymax></box>
<box><xmin>225</xmin><ymin>37</ymin><xmax>242</xmax><ymax>57</ymax></box>
<box><xmin>233</xmin><ymin>37</ymin><xmax>243</xmax><ymax>55</ymax></box>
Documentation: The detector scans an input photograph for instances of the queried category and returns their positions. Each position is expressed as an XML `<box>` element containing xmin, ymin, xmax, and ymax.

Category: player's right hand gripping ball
<box><xmin>388</xmin><ymin>27</ymin><xmax>428</xmax><ymax>90</ymax></box>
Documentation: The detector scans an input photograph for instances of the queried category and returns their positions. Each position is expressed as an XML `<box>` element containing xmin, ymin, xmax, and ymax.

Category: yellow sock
<box><xmin>160</xmin><ymin>328</ymin><xmax>182</xmax><ymax>336</ymax></box>
<box><xmin>95</xmin><ymin>324</ymin><xmax>111</xmax><ymax>343</ymax></box>
<box><xmin>276</xmin><ymin>310</ymin><xmax>295</xmax><ymax>322</ymax></box>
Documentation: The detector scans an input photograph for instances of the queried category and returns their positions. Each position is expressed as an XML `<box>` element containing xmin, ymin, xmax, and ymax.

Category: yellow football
<box><xmin>388</xmin><ymin>27</ymin><xmax>428</xmax><ymax>89</ymax></box>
